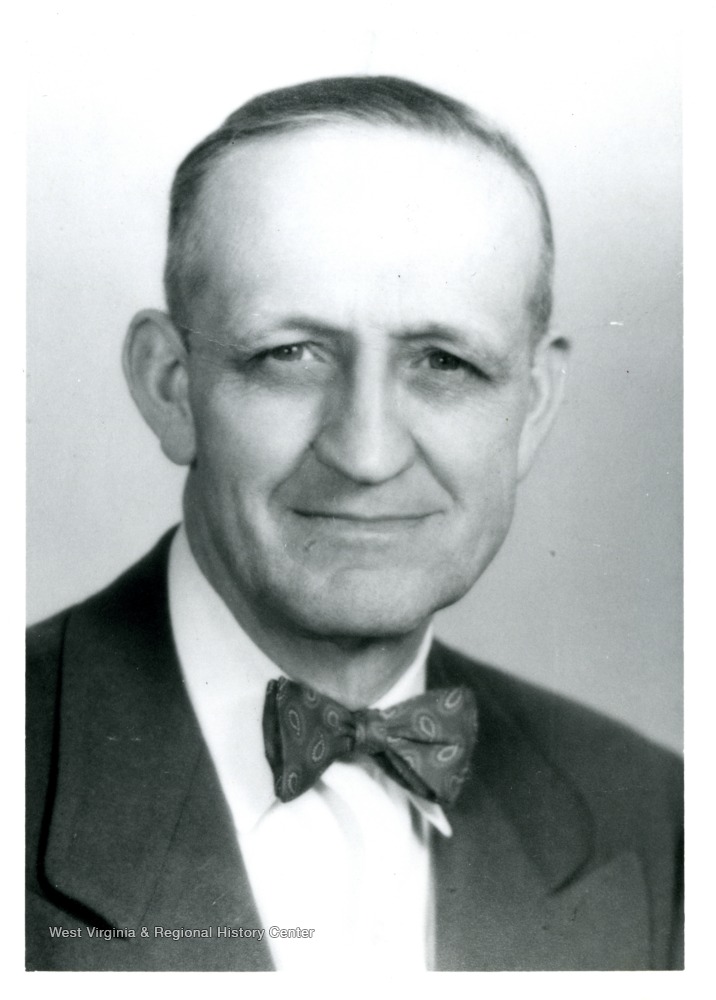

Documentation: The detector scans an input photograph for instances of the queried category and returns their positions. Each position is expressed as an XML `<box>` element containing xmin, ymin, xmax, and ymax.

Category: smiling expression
<box><xmin>176</xmin><ymin>124</ymin><xmax>552</xmax><ymax>640</ymax></box>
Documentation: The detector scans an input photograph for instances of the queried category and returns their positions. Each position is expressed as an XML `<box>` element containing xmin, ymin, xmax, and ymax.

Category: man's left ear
<box><xmin>517</xmin><ymin>331</ymin><xmax>570</xmax><ymax>481</ymax></box>
<box><xmin>122</xmin><ymin>309</ymin><xmax>197</xmax><ymax>466</ymax></box>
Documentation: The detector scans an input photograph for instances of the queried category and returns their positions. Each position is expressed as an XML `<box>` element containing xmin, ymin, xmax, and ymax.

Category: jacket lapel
<box><xmin>41</xmin><ymin>534</ymin><xmax>272</xmax><ymax>970</ymax></box>
<box><xmin>428</xmin><ymin>642</ymin><xmax>650</xmax><ymax>970</ymax></box>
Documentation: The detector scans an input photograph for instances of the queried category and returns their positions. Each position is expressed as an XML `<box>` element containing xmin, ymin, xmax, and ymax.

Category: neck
<box><xmin>257</xmin><ymin>627</ymin><xmax>430</xmax><ymax>709</ymax></box>
<box><xmin>183</xmin><ymin>522</ymin><xmax>431</xmax><ymax>710</ymax></box>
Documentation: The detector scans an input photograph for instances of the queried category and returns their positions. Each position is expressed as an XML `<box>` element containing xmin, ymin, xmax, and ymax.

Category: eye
<box><xmin>243</xmin><ymin>341</ymin><xmax>330</xmax><ymax>385</ymax></box>
<box><xmin>264</xmin><ymin>344</ymin><xmax>308</xmax><ymax>362</ymax></box>
<box><xmin>424</xmin><ymin>349</ymin><xmax>486</xmax><ymax>379</ymax></box>
<box><xmin>427</xmin><ymin>350</ymin><xmax>465</xmax><ymax>372</ymax></box>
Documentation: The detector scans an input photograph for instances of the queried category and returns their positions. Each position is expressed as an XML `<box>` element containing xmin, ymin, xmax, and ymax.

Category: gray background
<box><xmin>26</xmin><ymin>3</ymin><xmax>682</xmax><ymax>751</ymax></box>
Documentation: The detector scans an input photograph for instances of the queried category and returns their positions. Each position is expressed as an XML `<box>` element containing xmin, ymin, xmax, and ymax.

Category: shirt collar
<box><xmin>168</xmin><ymin>525</ymin><xmax>448</xmax><ymax>837</ymax></box>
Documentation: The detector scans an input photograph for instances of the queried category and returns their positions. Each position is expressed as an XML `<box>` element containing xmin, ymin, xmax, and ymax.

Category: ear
<box><xmin>122</xmin><ymin>309</ymin><xmax>196</xmax><ymax>466</ymax></box>
<box><xmin>517</xmin><ymin>331</ymin><xmax>570</xmax><ymax>481</ymax></box>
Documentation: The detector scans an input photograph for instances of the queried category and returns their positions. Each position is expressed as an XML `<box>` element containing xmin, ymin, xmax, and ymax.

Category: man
<box><xmin>26</xmin><ymin>76</ymin><xmax>682</xmax><ymax>971</ymax></box>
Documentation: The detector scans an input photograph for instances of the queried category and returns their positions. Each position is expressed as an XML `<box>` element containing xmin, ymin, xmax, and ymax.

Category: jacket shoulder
<box><xmin>432</xmin><ymin>641</ymin><xmax>682</xmax><ymax>831</ymax></box>
<box><xmin>26</xmin><ymin>529</ymin><xmax>177</xmax><ymax>771</ymax></box>
<box><xmin>27</xmin><ymin>529</ymin><xmax>176</xmax><ymax>646</ymax></box>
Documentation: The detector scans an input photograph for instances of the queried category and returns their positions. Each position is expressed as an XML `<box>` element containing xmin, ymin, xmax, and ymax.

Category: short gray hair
<box><xmin>164</xmin><ymin>75</ymin><xmax>554</xmax><ymax>341</ymax></box>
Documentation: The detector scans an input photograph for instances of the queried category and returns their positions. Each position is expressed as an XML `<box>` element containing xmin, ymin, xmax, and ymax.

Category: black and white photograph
<box><xmin>24</xmin><ymin>0</ymin><xmax>688</xmax><ymax>983</ymax></box>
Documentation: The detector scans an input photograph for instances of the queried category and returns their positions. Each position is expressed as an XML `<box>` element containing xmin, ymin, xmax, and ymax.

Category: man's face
<box><xmin>180</xmin><ymin>125</ymin><xmax>549</xmax><ymax>640</ymax></box>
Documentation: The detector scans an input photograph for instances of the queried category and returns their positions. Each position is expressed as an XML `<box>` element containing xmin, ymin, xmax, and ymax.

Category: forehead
<box><xmin>191</xmin><ymin>124</ymin><xmax>543</xmax><ymax>334</ymax></box>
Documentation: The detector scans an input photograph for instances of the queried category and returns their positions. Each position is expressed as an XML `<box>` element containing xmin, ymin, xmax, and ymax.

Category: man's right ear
<box><xmin>122</xmin><ymin>309</ymin><xmax>197</xmax><ymax>466</ymax></box>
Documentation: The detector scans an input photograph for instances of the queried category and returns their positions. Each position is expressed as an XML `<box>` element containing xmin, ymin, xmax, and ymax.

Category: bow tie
<box><xmin>263</xmin><ymin>677</ymin><xmax>478</xmax><ymax>807</ymax></box>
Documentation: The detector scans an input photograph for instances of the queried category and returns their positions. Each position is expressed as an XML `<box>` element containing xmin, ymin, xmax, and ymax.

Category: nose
<box><xmin>311</xmin><ymin>363</ymin><xmax>416</xmax><ymax>484</ymax></box>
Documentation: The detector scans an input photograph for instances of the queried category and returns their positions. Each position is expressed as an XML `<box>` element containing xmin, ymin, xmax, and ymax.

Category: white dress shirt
<box><xmin>168</xmin><ymin>525</ymin><xmax>451</xmax><ymax>972</ymax></box>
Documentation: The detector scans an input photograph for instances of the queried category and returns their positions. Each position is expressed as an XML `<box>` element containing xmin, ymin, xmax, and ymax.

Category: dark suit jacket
<box><xmin>26</xmin><ymin>532</ymin><xmax>683</xmax><ymax>971</ymax></box>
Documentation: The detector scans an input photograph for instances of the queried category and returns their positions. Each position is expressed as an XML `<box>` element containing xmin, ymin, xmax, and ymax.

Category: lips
<box><xmin>288</xmin><ymin>510</ymin><xmax>443</xmax><ymax>545</ymax></box>
<box><xmin>292</xmin><ymin>510</ymin><xmax>440</xmax><ymax>523</ymax></box>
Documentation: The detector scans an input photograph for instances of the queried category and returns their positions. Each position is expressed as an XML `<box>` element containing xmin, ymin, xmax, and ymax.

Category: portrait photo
<box><xmin>25</xmin><ymin>0</ymin><xmax>683</xmax><ymax>980</ymax></box>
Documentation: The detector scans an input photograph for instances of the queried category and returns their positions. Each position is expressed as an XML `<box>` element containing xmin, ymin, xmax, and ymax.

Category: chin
<box><xmin>268</xmin><ymin>566</ymin><xmax>474</xmax><ymax>641</ymax></box>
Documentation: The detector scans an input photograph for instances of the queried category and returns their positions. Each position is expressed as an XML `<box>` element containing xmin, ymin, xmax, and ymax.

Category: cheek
<box><xmin>196</xmin><ymin>392</ymin><xmax>318</xmax><ymax>499</ymax></box>
<box><xmin>424</xmin><ymin>400</ymin><xmax>525</xmax><ymax>507</ymax></box>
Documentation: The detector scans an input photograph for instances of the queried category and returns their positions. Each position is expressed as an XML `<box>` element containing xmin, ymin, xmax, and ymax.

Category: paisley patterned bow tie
<box><xmin>263</xmin><ymin>677</ymin><xmax>478</xmax><ymax>807</ymax></box>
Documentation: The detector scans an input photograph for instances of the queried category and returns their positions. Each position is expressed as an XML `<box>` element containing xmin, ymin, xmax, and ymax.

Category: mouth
<box><xmin>290</xmin><ymin>510</ymin><xmax>442</xmax><ymax>540</ymax></box>
<box><xmin>293</xmin><ymin>510</ymin><xmax>439</xmax><ymax>524</ymax></box>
